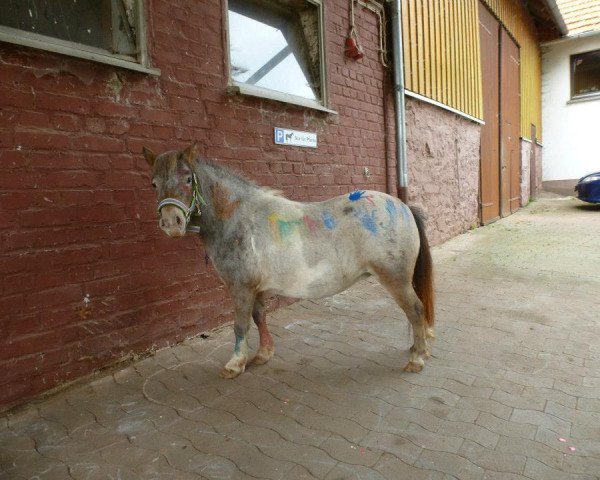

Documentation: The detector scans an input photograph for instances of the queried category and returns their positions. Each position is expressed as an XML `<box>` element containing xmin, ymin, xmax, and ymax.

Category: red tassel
<box><xmin>344</xmin><ymin>35</ymin><xmax>364</xmax><ymax>60</ymax></box>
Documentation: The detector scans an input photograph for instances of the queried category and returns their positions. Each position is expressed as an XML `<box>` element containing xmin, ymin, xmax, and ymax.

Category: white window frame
<box><xmin>225</xmin><ymin>0</ymin><xmax>335</xmax><ymax>114</ymax></box>
<box><xmin>0</xmin><ymin>1</ymin><xmax>159</xmax><ymax>76</ymax></box>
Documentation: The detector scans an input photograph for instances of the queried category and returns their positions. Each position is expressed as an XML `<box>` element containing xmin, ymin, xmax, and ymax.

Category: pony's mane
<box><xmin>196</xmin><ymin>159</ymin><xmax>282</xmax><ymax>197</ymax></box>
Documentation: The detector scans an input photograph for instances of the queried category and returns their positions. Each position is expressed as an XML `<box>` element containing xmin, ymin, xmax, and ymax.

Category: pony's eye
<box><xmin>186</xmin><ymin>176</ymin><xmax>192</xmax><ymax>184</ymax></box>
<box><xmin>151</xmin><ymin>181</ymin><xmax>157</xmax><ymax>189</ymax></box>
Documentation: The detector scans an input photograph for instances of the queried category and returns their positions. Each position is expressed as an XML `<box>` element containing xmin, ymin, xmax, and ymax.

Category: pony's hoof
<box><xmin>220</xmin><ymin>366</ymin><xmax>244</xmax><ymax>379</ymax></box>
<box><xmin>404</xmin><ymin>361</ymin><xmax>424</xmax><ymax>373</ymax></box>
<box><xmin>220</xmin><ymin>357</ymin><xmax>246</xmax><ymax>379</ymax></box>
<box><xmin>252</xmin><ymin>345</ymin><xmax>274</xmax><ymax>365</ymax></box>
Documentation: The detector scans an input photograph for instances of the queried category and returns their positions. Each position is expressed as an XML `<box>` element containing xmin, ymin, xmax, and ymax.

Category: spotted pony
<box><xmin>144</xmin><ymin>143</ymin><xmax>435</xmax><ymax>378</ymax></box>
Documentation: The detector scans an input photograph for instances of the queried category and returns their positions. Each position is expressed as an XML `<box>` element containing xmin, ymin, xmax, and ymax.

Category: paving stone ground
<box><xmin>1</xmin><ymin>195</ymin><xmax>600</xmax><ymax>480</ymax></box>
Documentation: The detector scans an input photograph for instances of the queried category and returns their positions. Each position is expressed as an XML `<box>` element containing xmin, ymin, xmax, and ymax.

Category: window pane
<box><xmin>228</xmin><ymin>1</ymin><xmax>321</xmax><ymax>102</ymax></box>
<box><xmin>0</xmin><ymin>0</ymin><xmax>136</xmax><ymax>55</ymax></box>
<box><xmin>573</xmin><ymin>50</ymin><xmax>600</xmax><ymax>97</ymax></box>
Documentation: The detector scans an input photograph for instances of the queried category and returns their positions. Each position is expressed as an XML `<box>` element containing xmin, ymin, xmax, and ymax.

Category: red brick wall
<box><xmin>0</xmin><ymin>0</ymin><xmax>396</xmax><ymax>409</ymax></box>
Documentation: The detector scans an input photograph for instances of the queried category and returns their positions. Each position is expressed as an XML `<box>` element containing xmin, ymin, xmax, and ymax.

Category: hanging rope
<box><xmin>348</xmin><ymin>0</ymin><xmax>390</xmax><ymax>68</ymax></box>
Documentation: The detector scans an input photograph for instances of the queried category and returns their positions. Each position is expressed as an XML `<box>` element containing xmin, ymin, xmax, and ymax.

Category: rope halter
<box><xmin>157</xmin><ymin>173</ymin><xmax>205</xmax><ymax>233</ymax></box>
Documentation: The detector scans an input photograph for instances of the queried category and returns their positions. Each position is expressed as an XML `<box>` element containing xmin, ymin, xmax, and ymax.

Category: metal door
<box><xmin>500</xmin><ymin>29</ymin><xmax>521</xmax><ymax>215</ymax></box>
<box><xmin>478</xmin><ymin>3</ymin><xmax>501</xmax><ymax>224</ymax></box>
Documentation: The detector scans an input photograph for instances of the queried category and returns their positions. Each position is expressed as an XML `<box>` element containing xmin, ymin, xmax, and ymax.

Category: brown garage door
<box><xmin>500</xmin><ymin>28</ymin><xmax>521</xmax><ymax>215</ymax></box>
<box><xmin>479</xmin><ymin>3</ymin><xmax>500</xmax><ymax>224</ymax></box>
<box><xmin>479</xmin><ymin>2</ymin><xmax>521</xmax><ymax>223</ymax></box>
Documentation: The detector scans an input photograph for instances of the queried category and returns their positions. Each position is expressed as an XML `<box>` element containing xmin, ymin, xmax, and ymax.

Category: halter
<box><xmin>157</xmin><ymin>173</ymin><xmax>205</xmax><ymax>233</ymax></box>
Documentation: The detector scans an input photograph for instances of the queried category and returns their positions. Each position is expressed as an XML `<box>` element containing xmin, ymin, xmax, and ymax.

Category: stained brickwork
<box><xmin>0</xmin><ymin>0</ymin><xmax>480</xmax><ymax>410</ymax></box>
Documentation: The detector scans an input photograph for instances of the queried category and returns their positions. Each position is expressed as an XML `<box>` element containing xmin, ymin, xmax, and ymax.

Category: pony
<box><xmin>143</xmin><ymin>142</ymin><xmax>434</xmax><ymax>378</ymax></box>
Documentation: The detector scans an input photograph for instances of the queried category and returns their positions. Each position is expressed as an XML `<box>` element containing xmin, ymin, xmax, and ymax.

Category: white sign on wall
<box><xmin>274</xmin><ymin>128</ymin><xmax>317</xmax><ymax>148</ymax></box>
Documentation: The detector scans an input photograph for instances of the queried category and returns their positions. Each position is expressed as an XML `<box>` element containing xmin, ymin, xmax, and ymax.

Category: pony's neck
<box><xmin>193</xmin><ymin>160</ymin><xmax>257</xmax><ymax>200</ymax></box>
<box><xmin>189</xmin><ymin>159</ymin><xmax>257</xmax><ymax>242</ymax></box>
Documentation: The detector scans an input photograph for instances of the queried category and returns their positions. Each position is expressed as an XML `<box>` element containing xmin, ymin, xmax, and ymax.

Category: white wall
<box><xmin>541</xmin><ymin>34</ymin><xmax>600</xmax><ymax>181</ymax></box>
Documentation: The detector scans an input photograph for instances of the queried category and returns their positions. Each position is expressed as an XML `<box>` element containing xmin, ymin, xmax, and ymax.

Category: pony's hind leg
<box><xmin>251</xmin><ymin>293</ymin><xmax>275</xmax><ymax>365</ymax></box>
<box><xmin>220</xmin><ymin>288</ymin><xmax>254</xmax><ymax>379</ymax></box>
<box><xmin>376</xmin><ymin>273</ymin><xmax>430</xmax><ymax>372</ymax></box>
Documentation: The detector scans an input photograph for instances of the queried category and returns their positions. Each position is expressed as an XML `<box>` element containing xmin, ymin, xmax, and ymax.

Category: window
<box><xmin>227</xmin><ymin>0</ymin><xmax>332</xmax><ymax>112</ymax></box>
<box><xmin>0</xmin><ymin>0</ymin><xmax>158</xmax><ymax>75</ymax></box>
<box><xmin>571</xmin><ymin>49</ymin><xmax>600</xmax><ymax>101</ymax></box>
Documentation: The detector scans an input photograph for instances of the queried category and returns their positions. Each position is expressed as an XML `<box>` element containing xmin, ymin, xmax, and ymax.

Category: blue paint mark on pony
<box><xmin>322</xmin><ymin>211</ymin><xmax>338</xmax><ymax>230</ymax></box>
<box><xmin>399</xmin><ymin>202</ymin><xmax>411</xmax><ymax>223</ymax></box>
<box><xmin>349</xmin><ymin>191</ymin><xmax>366</xmax><ymax>202</ymax></box>
<box><xmin>234</xmin><ymin>332</ymin><xmax>244</xmax><ymax>354</ymax></box>
<box><xmin>355</xmin><ymin>207</ymin><xmax>379</xmax><ymax>235</ymax></box>
<box><xmin>385</xmin><ymin>199</ymin><xmax>398</xmax><ymax>228</ymax></box>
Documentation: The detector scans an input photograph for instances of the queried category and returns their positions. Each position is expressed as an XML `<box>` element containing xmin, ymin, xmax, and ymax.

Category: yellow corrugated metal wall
<box><xmin>481</xmin><ymin>0</ymin><xmax>542</xmax><ymax>140</ymax></box>
<box><xmin>401</xmin><ymin>0</ymin><xmax>542</xmax><ymax>140</ymax></box>
<box><xmin>402</xmin><ymin>0</ymin><xmax>483</xmax><ymax>120</ymax></box>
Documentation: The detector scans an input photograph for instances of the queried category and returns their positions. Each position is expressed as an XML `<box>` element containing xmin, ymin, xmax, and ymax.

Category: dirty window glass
<box><xmin>0</xmin><ymin>0</ymin><xmax>140</xmax><ymax>58</ymax></box>
<box><xmin>571</xmin><ymin>49</ymin><xmax>600</xmax><ymax>99</ymax></box>
<box><xmin>227</xmin><ymin>0</ymin><xmax>323</xmax><ymax>102</ymax></box>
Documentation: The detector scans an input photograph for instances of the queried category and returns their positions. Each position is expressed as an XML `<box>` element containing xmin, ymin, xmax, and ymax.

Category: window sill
<box><xmin>0</xmin><ymin>26</ymin><xmax>160</xmax><ymax>76</ymax></box>
<box><xmin>567</xmin><ymin>93</ymin><xmax>600</xmax><ymax>105</ymax></box>
<box><xmin>227</xmin><ymin>83</ymin><xmax>337</xmax><ymax>114</ymax></box>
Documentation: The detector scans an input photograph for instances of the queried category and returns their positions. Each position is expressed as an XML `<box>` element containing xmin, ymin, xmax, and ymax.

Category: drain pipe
<box><xmin>389</xmin><ymin>0</ymin><xmax>408</xmax><ymax>203</ymax></box>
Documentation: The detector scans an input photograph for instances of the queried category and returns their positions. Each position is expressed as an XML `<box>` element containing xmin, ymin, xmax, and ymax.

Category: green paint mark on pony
<box><xmin>269</xmin><ymin>213</ymin><xmax>320</xmax><ymax>242</ymax></box>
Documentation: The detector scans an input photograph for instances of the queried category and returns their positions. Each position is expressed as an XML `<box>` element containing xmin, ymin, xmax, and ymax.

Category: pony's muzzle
<box><xmin>158</xmin><ymin>205</ymin><xmax>186</xmax><ymax>238</ymax></box>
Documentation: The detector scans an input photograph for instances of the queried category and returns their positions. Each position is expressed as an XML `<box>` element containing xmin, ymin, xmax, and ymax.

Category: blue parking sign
<box><xmin>274</xmin><ymin>128</ymin><xmax>285</xmax><ymax>145</ymax></box>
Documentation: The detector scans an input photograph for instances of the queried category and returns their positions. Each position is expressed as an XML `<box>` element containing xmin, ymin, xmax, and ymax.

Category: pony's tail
<box><xmin>409</xmin><ymin>207</ymin><xmax>435</xmax><ymax>327</ymax></box>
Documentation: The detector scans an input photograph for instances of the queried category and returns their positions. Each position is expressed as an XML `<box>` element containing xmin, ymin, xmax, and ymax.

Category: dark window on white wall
<box><xmin>571</xmin><ymin>49</ymin><xmax>600</xmax><ymax>100</ymax></box>
<box><xmin>227</xmin><ymin>0</ymin><xmax>330</xmax><ymax>112</ymax></box>
<box><xmin>0</xmin><ymin>0</ymin><xmax>158</xmax><ymax>75</ymax></box>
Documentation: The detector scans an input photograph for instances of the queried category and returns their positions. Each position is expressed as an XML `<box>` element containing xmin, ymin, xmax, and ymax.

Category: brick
<box><xmin>0</xmin><ymin>150</ymin><xmax>28</xmax><ymax>168</ymax></box>
<box><xmin>73</xmin><ymin>135</ymin><xmax>124</xmax><ymax>153</ymax></box>
<box><xmin>0</xmin><ymin>293</ymin><xmax>26</xmax><ymax>317</ymax></box>
<box><xmin>0</xmin><ymin>327</ymin><xmax>80</xmax><ymax>361</ymax></box>
<box><xmin>19</xmin><ymin>207</ymin><xmax>78</xmax><ymax>227</ymax></box>
<box><xmin>13</xmin><ymin>130</ymin><xmax>71</xmax><ymax>150</ymax></box>
<box><xmin>45</xmin><ymin>170</ymin><xmax>103</xmax><ymax>188</ymax></box>
<box><xmin>0</xmin><ymin>87</ymin><xmax>34</xmax><ymax>108</ymax></box>
<box><xmin>93</xmin><ymin>102</ymin><xmax>138</xmax><ymax>118</ymax></box>
<box><xmin>25</xmin><ymin>284</ymin><xmax>83</xmax><ymax>309</ymax></box>
<box><xmin>52</xmin><ymin>113</ymin><xmax>81</xmax><ymax>131</ymax></box>
<box><xmin>85</xmin><ymin>117</ymin><xmax>107</xmax><ymax>133</ymax></box>
<box><xmin>18</xmin><ymin>111</ymin><xmax>51</xmax><ymax>129</ymax></box>
<box><xmin>36</xmin><ymin>92</ymin><xmax>91</xmax><ymax>114</ymax></box>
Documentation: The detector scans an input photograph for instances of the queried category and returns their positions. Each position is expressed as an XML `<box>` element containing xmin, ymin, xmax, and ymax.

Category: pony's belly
<box><xmin>262</xmin><ymin>261</ymin><xmax>367</xmax><ymax>299</ymax></box>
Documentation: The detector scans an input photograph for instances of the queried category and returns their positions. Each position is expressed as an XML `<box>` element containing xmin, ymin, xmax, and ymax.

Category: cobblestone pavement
<box><xmin>1</xmin><ymin>195</ymin><xmax>600</xmax><ymax>480</ymax></box>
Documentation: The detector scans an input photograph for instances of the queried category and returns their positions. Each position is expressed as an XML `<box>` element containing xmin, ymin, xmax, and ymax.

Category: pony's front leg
<box><xmin>220</xmin><ymin>290</ymin><xmax>254</xmax><ymax>379</ymax></box>
<box><xmin>252</xmin><ymin>293</ymin><xmax>274</xmax><ymax>365</ymax></box>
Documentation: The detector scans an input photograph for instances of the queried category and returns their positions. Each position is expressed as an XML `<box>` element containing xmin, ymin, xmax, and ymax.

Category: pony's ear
<box><xmin>182</xmin><ymin>141</ymin><xmax>198</xmax><ymax>165</ymax></box>
<box><xmin>143</xmin><ymin>147</ymin><xmax>156</xmax><ymax>167</ymax></box>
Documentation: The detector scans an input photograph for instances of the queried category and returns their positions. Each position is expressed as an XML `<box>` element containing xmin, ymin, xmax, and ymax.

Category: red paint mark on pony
<box><xmin>303</xmin><ymin>215</ymin><xmax>319</xmax><ymax>235</ymax></box>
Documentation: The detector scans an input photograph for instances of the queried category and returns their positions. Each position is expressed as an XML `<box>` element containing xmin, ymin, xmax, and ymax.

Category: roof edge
<box><xmin>541</xmin><ymin>28</ymin><xmax>600</xmax><ymax>46</ymax></box>
<box><xmin>543</xmin><ymin>0</ymin><xmax>569</xmax><ymax>36</ymax></box>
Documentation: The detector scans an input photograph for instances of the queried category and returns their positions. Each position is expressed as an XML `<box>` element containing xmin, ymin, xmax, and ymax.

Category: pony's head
<box><xmin>143</xmin><ymin>142</ymin><xmax>202</xmax><ymax>238</ymax></box>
